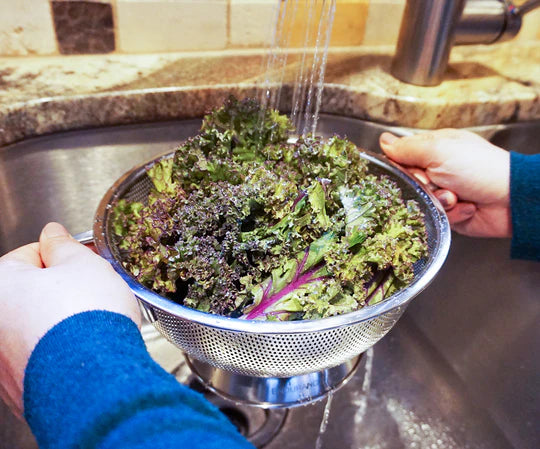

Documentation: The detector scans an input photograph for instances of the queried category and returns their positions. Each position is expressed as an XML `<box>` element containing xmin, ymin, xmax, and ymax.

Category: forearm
<box><xmin>510</xmin><ymin>152</ymin><xmax>540</xmax><ymax>261</ymax></box>
<box><xmin>24</xmin><ymin>311</ymin><xmax>253</xmax><ymax>449</ymax></box>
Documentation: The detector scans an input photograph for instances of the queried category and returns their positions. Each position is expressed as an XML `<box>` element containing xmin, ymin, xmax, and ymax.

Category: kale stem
<box><xmin>365</xmin><ymin>268</ymin><xmax>393</xmax><ymax>305</ymax></box>
<box><xmin>244</xmin><ymin>263</ymin><xmax>326</xmax><ymax>319</ymax></box>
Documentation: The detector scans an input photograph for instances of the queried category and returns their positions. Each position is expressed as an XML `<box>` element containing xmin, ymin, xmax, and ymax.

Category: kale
<box><xmin>113</xmin><ymin>96</ymin><xmax>428</xmax><ymax>320</ymax></box>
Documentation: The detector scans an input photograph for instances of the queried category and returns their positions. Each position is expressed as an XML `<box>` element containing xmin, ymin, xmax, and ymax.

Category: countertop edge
<box><xmin>1</xmin><ymin>83</ymin><xmax>539</xmax><ymax>147</ymax></box>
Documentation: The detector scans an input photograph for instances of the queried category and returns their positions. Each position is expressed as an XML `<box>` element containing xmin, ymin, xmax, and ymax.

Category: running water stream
<box><xmin>258</xmin><ymin>2</ymin><xmax>340</xmax><ymax>445</ymax></box>
<box><xmin>314</xmin><ymin>391</ymin><xmax>334</xmax><ymax>449</ymax></box>
<box><xmin>258</xmin><ymin>0</ymin><xmax>337</xmax><ymax>137</ymax></box>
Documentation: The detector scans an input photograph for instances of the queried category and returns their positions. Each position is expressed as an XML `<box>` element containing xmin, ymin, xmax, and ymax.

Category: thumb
<box><xmin>0</xmin><ymin>242</ymin><xmax>43</xmax><ymax>268</ymax></box>
<box><xmin>39</xmin><ymin>222</ymin><xmax>95</xmax><ymax>268</ymax></box>
<box><xmin>380</xmin><ymin>132</ymin><xmax>439</xmax><ymax>169</ymax></box>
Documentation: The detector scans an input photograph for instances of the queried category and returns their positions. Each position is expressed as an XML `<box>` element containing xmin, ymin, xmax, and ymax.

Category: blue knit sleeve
<box><xmin>510</xmin><ymin>152</ymin><xmax>540</xmax><ymax>261</ymax></box>
<box><xmin>23</xmin><ymin>311</ymin><xmax>254</xmax><ymax>449</ymax></box>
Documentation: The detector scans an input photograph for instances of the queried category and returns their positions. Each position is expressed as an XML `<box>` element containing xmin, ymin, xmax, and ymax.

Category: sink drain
<box><xmin>187</xmin><ymin>377</ymin><xmax>288</xmax><ymax>448</ymax></box>
<box><xmin>142</xmin><ymin>323</ymin><xmax>288</xmax><ymax>448</ymax></box>
<box><xmin>219</xmin><ymin>406</ymin><xmax>250</xmax><ymax>436</ymax></box>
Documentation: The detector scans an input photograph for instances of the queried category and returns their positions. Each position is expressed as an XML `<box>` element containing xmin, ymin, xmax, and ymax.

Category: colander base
<box><xmin>185</xmin><ymin>354</ymin><xmax>362</xmax><ymax>408</ymax></box>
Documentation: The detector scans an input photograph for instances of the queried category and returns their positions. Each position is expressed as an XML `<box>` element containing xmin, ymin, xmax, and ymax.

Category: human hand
<box><xmin>0</xmin><ymin>222</ymin><xmax>141</xmax><ymax>418</ymax></box>
<box><xmin>379</xmin><ymin>129</ymin><xmax>511</xmax><ymax>238</ymax></box>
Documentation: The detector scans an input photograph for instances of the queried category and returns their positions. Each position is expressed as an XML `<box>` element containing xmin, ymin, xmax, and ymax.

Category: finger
<box><xmin>433</xmin><ymin>189</ymin><xmax>458</xmax><ymax>210</ymax></box>
<box><xmin>446</xmin><ymin>202</ymin><xmax>476</xmax><ymax>225</ymax></box>
<box><xmin>0</xmin><ymin>386</ymin><xmax>23</xmax><ymax>421</ymax></box>
<box><xmin>0</xmin><ymin>242</ymin><xmax>43</xmax><ymax>268</ymax></box>
<box><xmin>380</xmin><ymin>132</ymin><xmax>440</xmax><ymax>168</ymax></box>
<box><xmin>406</xmin><ymin>167</ymin><xmax>436</xmax><ymax>190</ymax></box>
<box><xmin>39</xmin><ymin>222</ymin><xmax>97</xmax><ymax>268</ymax></box>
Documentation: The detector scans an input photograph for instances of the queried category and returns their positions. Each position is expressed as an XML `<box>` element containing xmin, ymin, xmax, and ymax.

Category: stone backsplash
<box><xmin>1</xmin><ymin>0</ymin><xmax>540</xmax><ymax>57</ymax></box>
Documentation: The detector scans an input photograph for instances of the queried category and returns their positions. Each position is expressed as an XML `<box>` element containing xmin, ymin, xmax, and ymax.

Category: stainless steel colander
<box><xmin>91</xmin><ymin>150</ymin><xmax>451</xmax><ymax>378</ymax></box>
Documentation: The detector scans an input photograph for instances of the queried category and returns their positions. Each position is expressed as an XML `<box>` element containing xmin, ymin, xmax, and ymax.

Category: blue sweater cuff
<box><xmin>23</xmin><ymin>311</ymin><xmax>252</xmax><ymax>449</ymax></box>
<box><xmin>510</xmin><ymin>152</ymin><xmax>540</xmax><ymax>261</ymax></box>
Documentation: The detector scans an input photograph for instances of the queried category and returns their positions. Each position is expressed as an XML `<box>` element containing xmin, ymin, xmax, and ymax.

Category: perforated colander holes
<box><xmin>123</xmin><ymin>174</ymin><xmax>154</xmax><ymax>204</ymax></box>
<box><xmin>151</xmin><ymin>301</ymin><xmax>405</xmax><ymax>376</ymax></box>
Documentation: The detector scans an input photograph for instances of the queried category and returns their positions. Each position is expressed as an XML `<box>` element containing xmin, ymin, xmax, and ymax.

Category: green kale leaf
<box><xmin>112</xmin><ymin>96</ymin><xmax>428</xmax><ymax>321</ymax></box>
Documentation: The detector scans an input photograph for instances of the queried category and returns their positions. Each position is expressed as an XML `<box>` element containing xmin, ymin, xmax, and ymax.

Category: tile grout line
<box><xmin>110</xmin><ymin>0</ymin><xmax>120</xmax><ymax>54</ymax></box>
<box><xmin>47</xmin><ymin>0</ymin><xmax>61</xmax><ymax>55</ymax></box>
<box><xmin>226</xmin><ymin>0</ymin><xmax>232</xmax><ymax>48</ymax></box>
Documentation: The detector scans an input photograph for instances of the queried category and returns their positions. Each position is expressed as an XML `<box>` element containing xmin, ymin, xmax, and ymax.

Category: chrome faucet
<box><xmin>391</xmin><ymin>0</ymin><xmax>540</xmax><ymax>86</ymax></box>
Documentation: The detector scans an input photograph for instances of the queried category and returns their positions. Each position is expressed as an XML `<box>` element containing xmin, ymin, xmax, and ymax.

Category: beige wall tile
<box><xmin>0</xmin><ymin>0</ymin><xmax>57</xmax><ymax>56</ymax></box>
<box><xmin>230</xmin><ymin>0</ymin><xmax>369</xmax><ymax>49</ymax></box>
<box><xmin>280</xmin><ymin>0</ymin><xmax>369</xmax><ymax>48</ymax></box>
<box><xmin>330</xmin><ymin>0</ymin><xmax>369</xmax><ymax>46</ymax></box>
<box><xmin>515</xmin><ymin>8</ymin><xmax>540</xmax><ymax>41</ymax></box>
<box><xmin>363</xmin><ymin>0</ymin><xmax>405</xmax><ymax>46</ymax></box>
<box><xmin>116</xmin><ymin>0</ymin><xmax>228</xmax><ymax>53</ymax></box>
<box><xmin>230</xmin><ymin>0</ymin><xmax>278</xmax><ymax>48</ymax></box>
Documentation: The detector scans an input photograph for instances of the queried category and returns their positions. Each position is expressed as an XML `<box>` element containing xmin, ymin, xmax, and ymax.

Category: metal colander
<box><xmin>92</xmin><ymin>150</ymin><xmax>450</xmax><ymax>378</ymax></box>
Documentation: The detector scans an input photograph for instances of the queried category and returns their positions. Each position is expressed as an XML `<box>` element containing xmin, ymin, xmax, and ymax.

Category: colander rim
<box><xmin>93</xmin><ymin>149</ymin><xmax>451</xmax><ymax>334</ymax></box>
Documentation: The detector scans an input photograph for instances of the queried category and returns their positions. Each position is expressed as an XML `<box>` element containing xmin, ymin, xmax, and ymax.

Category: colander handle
<box><xmin>73</xmin><ymin>230</ymin><xmax>94</xmax><ymax>245</ymax></box>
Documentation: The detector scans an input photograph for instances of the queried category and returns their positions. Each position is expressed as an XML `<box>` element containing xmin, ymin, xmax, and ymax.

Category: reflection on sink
<box><xmin>0</xmin><ymin>116</ymin><xmax>538</xmax><ymax>449</ymax></box>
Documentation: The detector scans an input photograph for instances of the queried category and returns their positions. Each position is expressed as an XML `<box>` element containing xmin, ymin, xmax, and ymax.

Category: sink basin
<box><xmin>0</xmin><ymin>116</ymin><xmax>538</xmax><ymax>449</ymax></box>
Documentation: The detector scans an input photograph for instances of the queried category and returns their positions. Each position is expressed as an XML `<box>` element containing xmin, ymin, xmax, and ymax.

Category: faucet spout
<box><xmin>391</xmin><ymin>0</ymin><xmax>540</xmax><ymax>86</ymax></box>
<box><xmin>391</xmin><ymin>0</ymin><xmax>466</xmax><ymax>86</ymax></box>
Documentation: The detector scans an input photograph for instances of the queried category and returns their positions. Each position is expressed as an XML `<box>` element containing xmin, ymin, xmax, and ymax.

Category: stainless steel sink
<box><xmin>0</xmin><ymin>116</ymin><xmax>538</xmax><ymax>449</ymax></box>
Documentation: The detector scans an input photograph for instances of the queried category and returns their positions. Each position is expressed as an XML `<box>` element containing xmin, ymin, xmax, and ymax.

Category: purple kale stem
<box><xmin>294</xmin><ymin>248</ymin><xmax>310</xmax><ymax>282</ymax></box>
<box><xmin>363</xmin><ymin>270</ymin><xmax>384</xmax><ymax>298</ymax></box>
<box><xmin>244</xmin><ymin>263</ymin><xmax>326</xmax><ymax>320</ymax></box>
<box><xmin>291</xmin><ymin>190</ymin><xmax>307</xmax><ymax>211</ymax></box>
<box><xmin>365</xmin><ymin>269</ymin><xmax>392</xmax><ymax>305</ymax></box>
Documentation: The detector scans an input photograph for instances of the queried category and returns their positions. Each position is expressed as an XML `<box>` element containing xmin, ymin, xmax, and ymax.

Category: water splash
<box><xmin>385</xmin><ymin>398</ymin><xmax>459</xmax><ymax>449</ymax></box>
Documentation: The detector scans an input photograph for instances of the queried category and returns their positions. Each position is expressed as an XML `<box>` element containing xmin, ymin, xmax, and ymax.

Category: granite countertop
<box><xmin>0</xmin><ymin>42</ymin><xmax>539</xmax><ymax>146</ymax></box>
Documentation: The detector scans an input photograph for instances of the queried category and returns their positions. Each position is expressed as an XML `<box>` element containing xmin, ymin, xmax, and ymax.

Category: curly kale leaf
<box><xmin>112</xmin><ymin>96</ymin><xmax>428</xmax><ymax>321</ymax></box>
<box><xmin>200</xmin><ymin>95</ymin><xmax>293</xmax><ymax>161</ymax></box>
<box><xmin>111</xmin><ymin>199</ymin><xmax>144</xmax><ymax>237</ymax></box>
<box><xmin>147</xmin><ymin>158</ymin><xmax>179</xmax><ymax>196</ymax></box>
<box><xmin>241</xmin><ymin>174</ymin><xmax>428</xmax><ymax>319</ymax></box>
